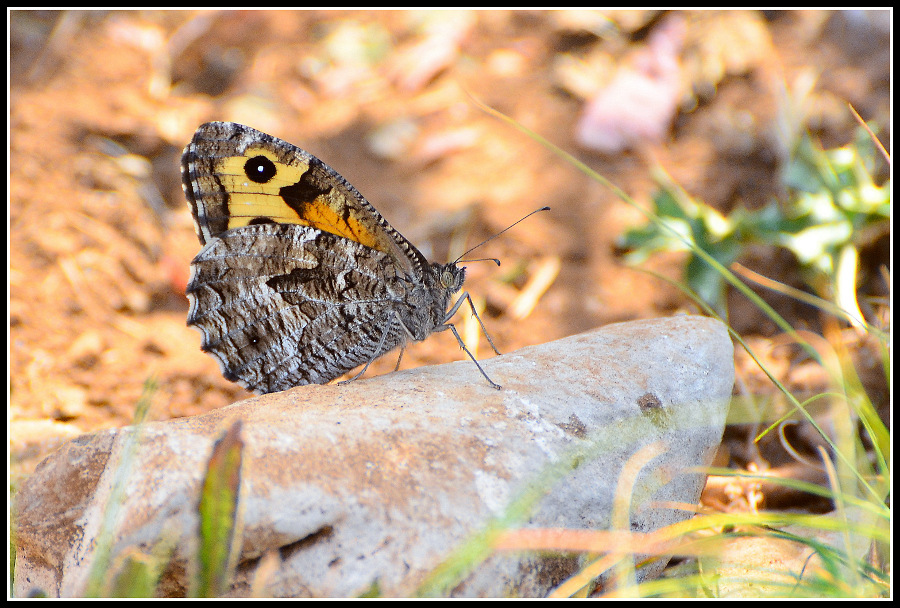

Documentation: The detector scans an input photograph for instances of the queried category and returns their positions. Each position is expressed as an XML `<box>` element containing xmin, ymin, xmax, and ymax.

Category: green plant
<box><xmin>192</xmin><ymin>420</ymin><xmax>245</xmax><ymax>598</ymax></box>
<box><xmin>619</xmin><ymin>128</ymin><xmax>889</xmax><ymax>319</ymax></box>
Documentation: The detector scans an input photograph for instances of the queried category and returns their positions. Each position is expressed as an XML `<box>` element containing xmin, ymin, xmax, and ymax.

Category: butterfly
<box><xmin>181</xmin><ymin>122</ymin><xmax>501</xmax><ymax>394</ymax></box>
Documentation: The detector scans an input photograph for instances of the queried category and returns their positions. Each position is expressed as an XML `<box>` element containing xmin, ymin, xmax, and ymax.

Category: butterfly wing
<box><xmin>182</xmin><ymin>121</ymin><xmax>429</xmax><ymax>276</ymax></box>
<box><xmin>187</xmin><ymin>222</ymin><xmax>418</xmax><ymax>393</ymax></box>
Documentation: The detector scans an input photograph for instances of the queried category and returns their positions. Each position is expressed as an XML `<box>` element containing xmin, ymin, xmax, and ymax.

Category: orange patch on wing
<box><xmin>293</xmin><ymin>195</ymin><xmax>382</xmax><ymax>251</ymax></box>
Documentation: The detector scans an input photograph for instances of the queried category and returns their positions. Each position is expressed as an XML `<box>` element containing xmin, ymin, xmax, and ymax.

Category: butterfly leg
<box><xmin>393</xmin><ymin>345</ymin><xmax>406</xmax><ymax>372</ymax></box>
<box><xmin>395</xmin><ymin>310</ymin><xmax>500</xmax><ymax>389</ymax></box>
<box><xmin>438</xmin><ymin>291</ymin><xmax>502</xmax><ymax>389</ymax></box>
<box><xmin>443</xmin><ymin>291</ymin><xmax>501</xmax><ymax>355</ymax></box>
<box><xmin>441</xmin><ymin>322</ymin><xmax>502</xmax><ymax>390</ymax></box>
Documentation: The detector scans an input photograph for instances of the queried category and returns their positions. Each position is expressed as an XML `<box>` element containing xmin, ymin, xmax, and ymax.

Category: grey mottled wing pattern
<box><xmin>187</xmin><ymin>222</ymin><xmax>417</xmax><ymax>394</ymax></box>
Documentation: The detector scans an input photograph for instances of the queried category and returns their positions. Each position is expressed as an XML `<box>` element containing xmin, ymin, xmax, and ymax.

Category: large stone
<box><xmin>13</xmin><ymin>316</ymin><xmax>733</xmax><ymax>597</ymax></box>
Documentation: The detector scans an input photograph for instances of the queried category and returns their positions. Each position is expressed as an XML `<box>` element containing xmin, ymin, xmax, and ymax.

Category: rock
<box><xmin>13</xmin><ymin>316</ymin><xmax>733</xmax><ymax>598</ymax></box>
<box><xmin>9</xmin><ymin>419</ymin><xmax>85</xmax><ymax>478</ymax></box>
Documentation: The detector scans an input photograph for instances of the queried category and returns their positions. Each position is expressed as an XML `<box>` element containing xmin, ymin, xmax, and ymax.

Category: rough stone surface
<box><xmin>13</xmin><ymin>316</ymin><xmax>734</xmax><ymax>597</ymax></box>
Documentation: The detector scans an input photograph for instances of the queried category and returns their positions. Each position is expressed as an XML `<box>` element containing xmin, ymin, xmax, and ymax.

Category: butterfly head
<box><xmin>438</xmin><ymin>262</ymin><xmax>466</xmax><ymax>294</ymax></box>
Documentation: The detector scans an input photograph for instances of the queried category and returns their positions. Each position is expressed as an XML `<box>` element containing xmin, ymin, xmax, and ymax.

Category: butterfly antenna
<box><xmin>455</xmin><ymin>206</ymin><xmax>550</xmax><ymax>263</ymax></box>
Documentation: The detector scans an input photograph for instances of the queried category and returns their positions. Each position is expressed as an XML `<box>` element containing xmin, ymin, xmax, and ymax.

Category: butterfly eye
<box><xmin>244</xmin><ymin>155</ymin><xmax>277</xmax><ymax>184</ymax></box>
<box><xmin>441</xmin><ymin>269</ymin><xmax>462</xmax><ymax>290</ymax></box>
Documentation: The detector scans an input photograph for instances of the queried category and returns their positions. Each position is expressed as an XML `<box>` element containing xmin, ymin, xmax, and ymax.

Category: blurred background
<box><xmin>9</xmin><ymin>10</ymin><xmax>890</xmax><ymax>491</ymax></box>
